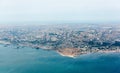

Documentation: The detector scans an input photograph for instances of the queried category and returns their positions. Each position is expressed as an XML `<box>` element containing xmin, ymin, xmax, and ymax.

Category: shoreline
<box><xmin>56</xmin><ymin>50</ymin><xmax>76</xmax><ymax>58</ymax></box>
<box><xmin>56</xmin><ymin>48</ymin><xmax>120</xmax><ymax>58</ymax></box>
<box><xmin>0</xmin><ymin>43</ymin><xmax>120</xmax><ymax>58</ymax></box>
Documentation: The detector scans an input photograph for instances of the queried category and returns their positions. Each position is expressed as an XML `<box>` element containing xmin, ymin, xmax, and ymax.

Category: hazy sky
<box><xmin>0</xmin><ymin>0</ymin><xmax>120</xmax><ymax>24</ymax></box>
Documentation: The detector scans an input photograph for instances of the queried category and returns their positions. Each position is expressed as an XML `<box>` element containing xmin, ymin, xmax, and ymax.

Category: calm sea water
<box><xmin>0</xmin><ymin>44</ymin><xmax>120</xmax><ymax>73</ymax></box>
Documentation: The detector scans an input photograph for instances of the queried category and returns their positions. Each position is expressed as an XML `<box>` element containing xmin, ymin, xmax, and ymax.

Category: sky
<box><xmin>0</xmin><ymin>0</ymin><xmax>120</xmax><ymax>24</ymax></box>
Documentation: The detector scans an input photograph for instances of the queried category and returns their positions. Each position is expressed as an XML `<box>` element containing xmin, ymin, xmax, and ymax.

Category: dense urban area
<box><xmin>0</xmin><ymin>24</ymin><xmax>120</xmax><ymax>57</ymax></box>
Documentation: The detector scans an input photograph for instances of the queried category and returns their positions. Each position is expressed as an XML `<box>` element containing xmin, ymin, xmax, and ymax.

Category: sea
<box><xmin>0</xmin><ymin>44</ymin><xmax>120</xmax><ymax>73</ymax></box>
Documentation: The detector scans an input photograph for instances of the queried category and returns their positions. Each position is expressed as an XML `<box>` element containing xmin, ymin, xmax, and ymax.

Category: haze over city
<box><xmin>0</xmin><ymin>0</ymin><xmax>120</xmax><ymax>24</ymax></box>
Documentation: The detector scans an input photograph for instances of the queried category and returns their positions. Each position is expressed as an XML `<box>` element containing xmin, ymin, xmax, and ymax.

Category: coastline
<box><xmin>0</xmin><ymin>41</ymin><xmax>120</xmax><ymax>58</ymax></box>
<box><xmin>56</xmin><ymin>51</ymin><xmax>75</xmax><ymax>58</ymax></box>
<box><xmin>56</xmin><ymin>48</ymin><xmax>120</xmax><ymax>58</ymax></box>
